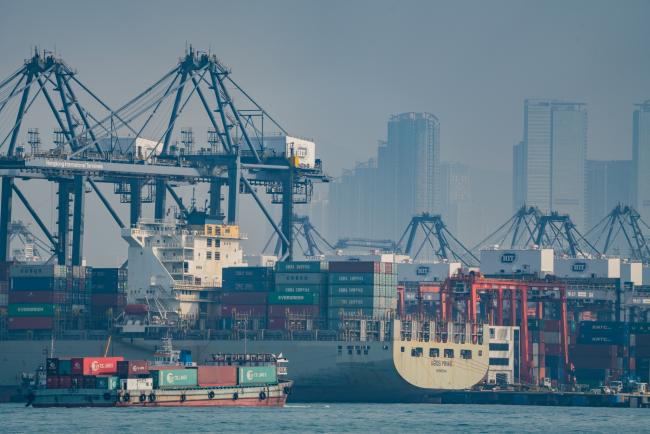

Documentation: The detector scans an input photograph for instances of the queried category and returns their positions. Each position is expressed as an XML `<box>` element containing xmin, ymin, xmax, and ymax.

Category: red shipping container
<box><xmin>329</xmin><ymin>261</ymin><xmax>379</xmax><ymax>273</ymax></box>
<box><xmin>9</xmin><ymin>291</ymin><xmax>64</xmax><ymax>304</ymax></box>
<box><xmin>543</xmin><ymin>321</ymin><xmax>561</xmax><ymax>332</ymax></box>
<box><xmin>81</xmin><ymin>357</ymin><xmax>124</xmax><ymax>375</ymax></box>
<box><xmin>59</xmin><ymin>375</ymin><xmax>72</xmax><ymax>388</ymax></box>
<box><xmin>71</xmin><ymin>358</ymin><xmax>83</xmax><ymax>375</ymax></box>
<box><xmin>46</xmin><ymin>376</ymin><xmax>59</xmax><ymax>389</ymax></box>
<box><xmin>382</xmin><ymin>263</ymin><xmax>393</xmax><ymax>274</ymax></box>
<box><xmin>220</xmin><ymin>304</ymin><xmax>267</xmax><ymax>317</ymax></box>
<box><xmin>268</xmin><ymin>317</ymin><xmax>286</xmax><ymax>330</ymax></box>
<box><xmin>197</xmin><ymin>365</ymin><xmax>237</xmax><ymax>387</ymax></box>
<box><xmin>418</xmin><ymin>284</ymin><xmax>440</xmax><ymax>293</ymax></box>
<box><xmin>268</xmin><ymin>304</ymin><xmax>320</xmax><ymax>318</ymax></box>
<box><xmin>7</xmin><ymin>316</ymin><xmax>53</xmax><ymax>330</ymax></box>
<box><xmin>124</xmin><ymin>304</ymin><xmax>148</xmax><ymax>315</ymax></box>
<box><xmin>220</xmin><ymin>292</ymin><xmax>268</xmax><ymax>305</ymax></box>
<box><xmin>117</xmin><ymin>360</ymin><xmax>149</xmax><ymax>377</ymax></box>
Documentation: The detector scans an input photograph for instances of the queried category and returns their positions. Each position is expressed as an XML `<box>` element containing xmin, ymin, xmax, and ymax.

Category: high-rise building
<box><xmin>377</xmin><ymin>112</ymin><xmax>440</xmax><ymax>238</ymax></box>
<box><xmin>634</xmin><ymin>100</ymin><xmax>650</xmax><ymax>222</ymax></box>
<box><xmin>439</xmin><ymin>162</ymin><xmax>471</xmax><ymax>236</ymax></box>
<box><xmin>513</xmin><ymin>99</ymin><xmax>587</xmax><ymax>228</ymax></box>
<box><xmin>328</xmin><ymin>113</ymin><xmax>440</xmax><ymax>242</ymax></box>
<box><xmin>585</xmin><ymin>160</ymin><xmax>634</xmax><ymax>229</ymax></box>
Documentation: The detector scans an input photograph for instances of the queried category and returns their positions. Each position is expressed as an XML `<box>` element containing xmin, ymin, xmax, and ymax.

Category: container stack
<box><xmin>7</xmin><ymin>264</ymin><xmax>68</xmax><ymax>332</ymax></box>
<box><xmin>45</xmin><ymin>356</ymin><xmax>123</xmax><ymax>389</ymax></box>
<box><xmin>269</xmin><ymin>261</ymin><xmax>328</xmax><ymax>330</ymax></box>
<box><xmin>0</xmin><ymin>262</ymin><xmax>9</xmax><ymax>309</ymax></box>
<box><xmin>218</xmin><ymin>267</ymin><xmax>274</xmax><ymax>330</ymax></box>
<box><xmin>569</xmin><ymin>321</ymin><xmax>624</xmax><ymax>385</ymax></box>
<box><xmin>327</xmin><ymin>261</ymin><xmax>397</xmax><ymax>328</ymax></box>
<box><xmin>90</xmin><ymin>268</ymin><xmax>127</xmax><ymax>328</ymax></box>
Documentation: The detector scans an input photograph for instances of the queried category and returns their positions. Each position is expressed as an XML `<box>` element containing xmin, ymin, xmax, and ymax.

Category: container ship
<box><xmin>4</xmin><ymin>219</ymin><xmax>650</xmax><ymax>403</ymax></box>
<box><xmin>28</xmin><ymin>337</ymin><xmax>292</xmax><ymax>407</ymax></box>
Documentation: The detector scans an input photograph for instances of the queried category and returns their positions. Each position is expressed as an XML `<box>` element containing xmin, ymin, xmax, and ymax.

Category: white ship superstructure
<box><xmin>122</xmin><ymin>214</ymin><xmax>245</xmax><ymax>321</ymax></box>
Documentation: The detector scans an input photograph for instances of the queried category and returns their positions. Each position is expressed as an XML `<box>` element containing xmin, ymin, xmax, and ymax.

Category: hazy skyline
<box><xmin>1</xmin><ymin>0</ymin><xmax>649</xmax><ymax>264</ymax></box>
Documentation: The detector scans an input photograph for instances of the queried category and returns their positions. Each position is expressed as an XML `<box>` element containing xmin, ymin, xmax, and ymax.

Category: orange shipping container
<box><xmin>81</xmin><ymin>356</ymin><xmax>124</xmax><ymax>375</ymax></box>
<box><xmin>197</xmin><ymin>365</ymin><xmax>237</xmax><ymax>387</ymax></box>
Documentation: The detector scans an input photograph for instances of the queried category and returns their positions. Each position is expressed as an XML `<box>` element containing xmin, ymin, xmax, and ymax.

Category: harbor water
<box><xmin>1</xmin><ymin>403</ymin><xmax>648</xmax><ymax>433</ymax></box>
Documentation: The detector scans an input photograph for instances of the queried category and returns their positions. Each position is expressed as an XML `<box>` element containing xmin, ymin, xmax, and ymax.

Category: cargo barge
<box><xmin>27</xmin><ymin>338</ymin><xmax>292</xmax><ymax>408</ymax></box>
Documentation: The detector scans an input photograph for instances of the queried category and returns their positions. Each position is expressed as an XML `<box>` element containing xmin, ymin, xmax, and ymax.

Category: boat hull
<box><xmin>31</xmin><ymin>382</ymin><xmax>291</xmax><ymax>408</ymax></box>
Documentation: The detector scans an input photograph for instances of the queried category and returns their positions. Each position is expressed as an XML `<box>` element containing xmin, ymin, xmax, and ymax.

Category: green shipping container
<box><xmin>329</xmin><ymin>285</ymin><xmax>378</xmax><ymax>297</ymax></box>
<box><xmin>95</xmin><ymin>376</ymin><xmax>119</xmax><ymax>390</ymax></box>
<box><xmin>152</xmin><ymin>368</ymin><xmax>198</xmax><ymax>388</ymax></box>
<box><xmin>276</xmin><ymin>261</ymin><xmax>327</xmax><ymax>273</ymax></box>
<box><xmin>268</xmin><ymin>292</ymin><xmax>319</xmax><ymax>305</ymax></box>
<box><xmin>328</xmin><ymin>296</ymin><xmax>379</xmax><ymax>308</ymax></box>
<box><xmin>275</xmin><ymin>272</ymin><xmax>327</xmax><ymax>285</ymax></box>
<box><xmin>8</xmin><ymin>303</ymin><xmax>54</xmax><ymax>317</ymax></box>
<box><xmin>328</xmin><ymin>273</ymin><xmax>377</xmax><ymax>285</ymax></box>
<box><xmin>58</xmin><ymin>359</ymin><xmax>72</xmax><ymax>375</ymax></box>
<box><xmin>238</xmin><ymin>366</ymin><xmax>277</xmax><ymax>385</ymax></box>
<box><xmin>275</xmin><ymin>284</ymin><xmax>325</xmax><ymax>294</ymax></box>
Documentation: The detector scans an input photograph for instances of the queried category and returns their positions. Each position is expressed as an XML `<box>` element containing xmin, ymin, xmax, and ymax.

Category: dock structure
<box><xmin>0</xmin><ymin>48</ymin><xmax>329</xmax><ymax>266</ymax></box>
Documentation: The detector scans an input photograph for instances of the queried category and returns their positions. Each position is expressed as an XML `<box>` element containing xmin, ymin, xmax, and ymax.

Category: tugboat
<box><xmin>27</xmin><ymin>337</ymin><xmax>292</xmax><ymax>408</ymax></box>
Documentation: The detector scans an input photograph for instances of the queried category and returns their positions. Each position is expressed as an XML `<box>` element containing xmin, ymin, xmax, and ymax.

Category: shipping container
<box><xmin>197</xmin><ymin>365</ymin><xmax>237</xmax><ymax>387</ymax></box>
<box><xmin>268</xmin><ymin>292</ymin><xmax>319</xmax><ymax>305</ymax></box>
<box><xmin>329</xmin><ymin>273</ymin><xmax>379</xmax><ymax>285</ymax></box>
<box><xmin>328</xmin><ymin>296</ymin><xmax>381</xmax><ymax>308</ymax></box>
<box><xmin>329</xmin><ymin>285</ymin><xmax>378</xmax><ymax>297</ymax></box>
<box><xmin>46</xmin><ymin>376</ymin><xmax>59</xmax><ymax>389</ymax></box>
<box><xmin>276</xmin><ymin>261</ymin><xmax>327</xmax><ymax>273</ymax></box>
<box><xmin>117</xmin><ymin>360</ymin><xmax>149</xmax><ymax>377</ymax></box>
<box><xmin>327</xmin><ymin>307</ymin><xmax>388</xmax><ymax>319</ymax></box>
<box><xmin>46</xmin><ymin>358</ymin><xmax>59</xmax><ymax>375</ymax></box>
<box><xmin>222</xmin><ymin>281</ymin><xmax>274</xmax><ymax>292</ymax></box>
<box><xmin>329</xmin><ymin>261</ymin><xmax>380</xmax><ymax>274</ymax></box>
<box><xmin>151</xmin><ymin>368</ymin><xmax>198</xmax><ymax>388</ymax></box>
<box><xmin>220</xmin><ymin>291</ymin><xmax>269</xmax><ymax>305</ymax></box>
<box><xmin>91</xmin><ymin>293</ymin><xmax>126</xmax><ymax>307</ymax></box>
<box><xmin>58</xmin><ymin>359</ymin><xmax>72</xmax><ymax>375</ymax></box>
<box><xmin>223</xmin><ymin>267</ymin><xmax>274</xmax><ymax>281</ymax></box>
<box><xmin>8</xmin><ymin>291</ymin><xmax>64</xmax><ymax>304</ymax></box>
<box><xmin>275</xmin><ymin>284</ymin><xmax>325</xmax><ymax>295</ymax></box>
<box><xmin>11</xmin><ymin>277</ymin><xmax>67</xmax><ymax>292</ymax></box>
<box><xmin>71</xmin><ymin>358</ymin><xmax>83</xmax><ymax>375</ymax></box>
<box><xmin>8</xmin><ymin>303</ymin><xmax>54</xmax><ymax>317</ymax></box>
<box><xmin>237</xmin><ymin>366</ymin><xmax>277</xmax><ymax>385</ymax></box>
<box><xmin>7</xmin><ymin>316</ymin><xmax>53</xmax><ymax>330</ymax></box>
<box><xmin>268</xmin><ymin>305</ymin><xmax>321</xmax><ymax>318</ymax></box>
<box><xmin>220</xmin><ymin>304</ymin><xmax>267</xmax><ymax>317</ymax></box>
<box><xmin>80</xmin><ymin>357</ymin><xmax>124</xmax><ymax>375</ymax></box>
<box><xmin>59</xmin><ymin>375</ymin><xmax>72</xmax><ymax>388</ymax></box>
<box><xmin>275</xmin><ymin>272</ymin><xmax>327</xmax><ymax>285</ymax></box>
<box><xmin>10</xmin><ymin>264</ymin><xmax>68</xmax><ymax>278</ymax></box>
<box><xmin>95</xmin><ymin>376</ymin><xmax>120</xmax><ymax>390</ymax></box>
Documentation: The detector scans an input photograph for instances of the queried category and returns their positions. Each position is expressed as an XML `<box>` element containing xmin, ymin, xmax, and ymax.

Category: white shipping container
<box><xmin>553</xmin><ymin>257</ymin><xmax>621</xmax><ymax>279</ymax></box>
<box><xmin>244</xmin><ymin>254</ymin><xmax>278</xmax><ymax>267</ymax></box>
<box><xmin>121</xmin><ymin>378</ymin><xmax>153</xmax><ymax>391</ymax></box>
<box><xmin>397</xmin><ymin>262</ymin><xmax>461</xmax><ymax>283</ymax></box>
<box><xmin>621</xmin><ymin>261</ymin><xmax>643</xmax><ymax>286</ymax></box>
<box><xmin>479</xmin><ymin>248</ymin><xmax>554</xmax><ymax>276</ymax></box>
<box><xmin>250</xmin><ymin>135</ymin><xmax>316</xmax><ymax>168</ymax></box>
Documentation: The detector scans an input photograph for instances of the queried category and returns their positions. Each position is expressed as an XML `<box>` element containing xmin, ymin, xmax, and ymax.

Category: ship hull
<box><xmin>31</xmin><ymin>382</ymin><xmax>290</xmax><ymax>408</ymax></box>
<box><xmin>3</xmin><ymin>336</ymin><xmax>487</xmax><ymax>403</ymax></box>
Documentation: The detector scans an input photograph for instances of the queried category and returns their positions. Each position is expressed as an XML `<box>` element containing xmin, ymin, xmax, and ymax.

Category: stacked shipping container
<box><xmin>270</xmin><ymin>261</ymin><xmax>328</xmax><ymax>330</ymax></box>
<box><xmin>90</xmin><ymin>268</ymin><xmax>127</xmax><ymax>328</ymax></box>
<box><xmin>7</xmin><ymin>264</ymin><xmax>69</xmax><ymax>331</ymax></box>
<box><xmin>327</xmin><ymin>261</ymin><xmax>397</xmax><ymax>328</ymax></box>
<box><xmin>219</xmin><ymin>267</ymin><xmax>274</xmax><ymax>330</ymax></box>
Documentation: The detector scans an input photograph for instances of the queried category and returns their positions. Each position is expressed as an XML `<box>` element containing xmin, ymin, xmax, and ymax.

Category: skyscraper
<box><xmin>328</xmin><ymin>113</ymin><xmax>440</xmax><ymax>242</ymax></box>
<box><xmin>585</xmin><ymin>160</ymin><xmax>634</xmax><ymax>229</ymax></box>
<box><xmin>377</xmin><ymin>112</ymin><xmax>440</xmax><ymax>238</ymax></box>
<box><xmin>634</xmin><ymin>100</ymin><xmax>650</xmax><ymax>222</ymax></box>
<box><xmin>512</xmin><ymin>99</ymin><xmax>587</xmax><ymax>228</ymax></box>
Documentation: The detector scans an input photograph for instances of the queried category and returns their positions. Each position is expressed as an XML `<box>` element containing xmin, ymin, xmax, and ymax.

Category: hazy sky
<box><xmin>1</xmin><ymin>0</ymin><xmax>649</xmax><ymax>264</ymax></box>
